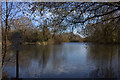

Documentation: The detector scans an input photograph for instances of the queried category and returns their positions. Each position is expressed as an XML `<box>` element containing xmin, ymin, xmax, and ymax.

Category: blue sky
<box><xmin>2</xmin><ymin>2</ymin><xmax>112</xmax><ymax>38</ymax></box>
<box><xmin>1</xmin><ymin>2</ymin><xmax>93</xmax><ymax>38</ymax></box>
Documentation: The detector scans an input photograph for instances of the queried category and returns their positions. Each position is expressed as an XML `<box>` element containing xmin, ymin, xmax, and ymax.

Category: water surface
<box><xmin>3</xmin><ymin>42</ymin><xmax>120</xmax><ymax>78</ymax></box>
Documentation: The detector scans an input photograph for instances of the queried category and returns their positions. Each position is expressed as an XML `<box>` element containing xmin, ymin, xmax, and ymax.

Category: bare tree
<box><xmin>2</xmin><ymin>2</ymin><xmax>23</xmax><ymax>66</ymax></box>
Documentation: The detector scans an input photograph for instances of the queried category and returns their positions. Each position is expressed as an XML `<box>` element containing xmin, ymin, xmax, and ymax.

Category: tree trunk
<box><xmin>2</xmin><ymin>2</ymin><xmax>8</xmax><ymax>66</ymax></box>
<box><xmin>0</xmin><ymin>1</ymin><xmax>2</xmax><ymax>79</ymax></box>
<box><xmin>16</xmin><ymin>50</ymin><xmax>19</xmax><ymax>78</ymax></box>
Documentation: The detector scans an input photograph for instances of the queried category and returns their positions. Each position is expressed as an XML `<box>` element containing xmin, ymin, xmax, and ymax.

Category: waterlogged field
<box><xmin>2</xmin><ymin>43</ymin><xmax>120</xmax><ymax>78</ymax></box>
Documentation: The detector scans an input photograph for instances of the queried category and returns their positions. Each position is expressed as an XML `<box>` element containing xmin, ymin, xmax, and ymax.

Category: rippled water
<box><xmin>3</xmin><ymin>42</ymin><xmax>120</xmax><ymax>78</ymax></box>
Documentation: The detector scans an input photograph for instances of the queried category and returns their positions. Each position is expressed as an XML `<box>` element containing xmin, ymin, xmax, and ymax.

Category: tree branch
<box><xmin>74</xmin><ymin>8</ymin><xmax>120</xmax><ymax>23</ymax></box>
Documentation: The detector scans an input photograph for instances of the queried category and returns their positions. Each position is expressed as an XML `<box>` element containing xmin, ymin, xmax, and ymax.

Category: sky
<box><xmin>2</xmin><ymin>2</ymin><xmax>119</xmax><ymax>38</ymax></box>
<box><xmin>1</xmin><ymin>0</ymin><xmax>119</xmax><ymax>2</ymax></box>
<box><xmin>1</xmin><ymin>2</ymin><xmax>96</xmax><ymax>38</ymax></box>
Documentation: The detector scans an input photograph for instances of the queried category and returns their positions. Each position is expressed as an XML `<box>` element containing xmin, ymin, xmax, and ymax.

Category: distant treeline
<box><xmin>2</xmin><ymin>27</ymin><xmax>83</xmax><ymax>46</ymax></box>
<box><xmin>2</xmin><ymin>17</ymin><xmax>120</xmax><ymax>46</ymax></box>
<box><xmin>83</xmin><ymin>19</ymin><xmax>120</xmax><ymax>44</ymax></box>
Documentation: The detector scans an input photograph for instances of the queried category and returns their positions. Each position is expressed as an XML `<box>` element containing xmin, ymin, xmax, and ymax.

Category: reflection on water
<box><xmin>87</xmin><ymin>43</ymin><xmax>119</xmax><ymax>78</ymax></box>
<box><xmin>2</xmin><ymin>43</ymin><xmax>120</xmax><ymax>78</ymax></box>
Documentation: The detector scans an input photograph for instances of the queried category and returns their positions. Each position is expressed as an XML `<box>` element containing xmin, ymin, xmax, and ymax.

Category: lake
<box><xmin>2</xmin><ymin>42</ymin><xmax>120</xmax><ymax>78</ymax></box>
